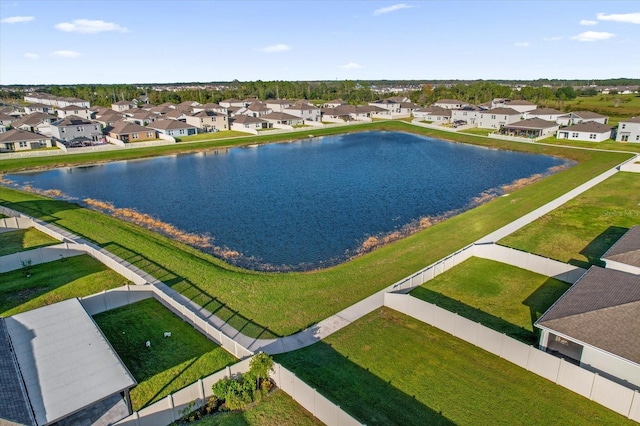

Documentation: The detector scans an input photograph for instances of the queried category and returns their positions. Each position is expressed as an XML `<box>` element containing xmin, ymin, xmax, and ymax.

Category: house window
<box><xmin>621</xmin><ymin>124</ymin><xmax>626</xmax><ymax>129</ymax></box>
<box><xmin>179</xmin><ymin>129</ymin><xmax>185</xmax><ymax>134</ymax></box>
<box><xmin>572</xmin><ymin>133</ymin><xmax>579</xmax><ymax>138</ymax></box>
<box><xmin>61</xmin><ymin>128</ymin><xmax>65</xmax><ymax>133</ymax></box>
<box><xmin>589</xmin><ymin>134</ymin><xmax>597</xmax><ymax>140</ymax></box>
<box><xmin>636</xmin><ymin>135</ymin><xmax>640</xmax><ymax>141</ymax></box>
<box><xmin>132</xmin><ymin>133</ymin><xmax>138</xmax><ymax>139</ymax></box>
<box><xmin>147</xmin><ymin>132</ymin><xmax>153</xmax><ymax>138</ymax></box>
<box><xmin>77</xmin><ymin>126</ymin><xmax>84</xmax><ymax>131</ymax></box>
<box><xmin>19</xmin><ymin>141</ymin><xmax>27</xmax><ymax>147</ymax></box>
<box><xmin>491</xmin><ymin>115</ymin><xmax>496</xmax><ymax>119</ymax></box>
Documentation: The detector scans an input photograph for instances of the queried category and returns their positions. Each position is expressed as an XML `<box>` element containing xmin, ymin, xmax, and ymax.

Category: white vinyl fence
<box><xmin>384</xmin><ymin>293</ymin><xmax>640</xmax><ymax>422</ymax></box>
<box><xmin>0</xmin><ymin>243</ymin><xmax>85</xmax><ymax>273</ymax></box>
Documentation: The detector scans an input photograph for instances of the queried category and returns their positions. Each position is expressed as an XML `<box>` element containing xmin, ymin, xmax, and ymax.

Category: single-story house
<box><xmin>0</xmin><ymin>112</ymin><xmax>17</xmax><ymax>128</ymax></box>
<box><xmin>105</xmin><ymin>121</ymin><xmax>156</xmax><ymax>142</ymax></box>
<box><xmin>433</xmin><ymin>99</ymin><xmax>469</xmax><ymax>110</ymax></box>
<box><xmin>557</xmin><ymin>111</ymin><xmax>609</xmax><ymax>126</ymax></box>
<box><xmin>399</xmin><ymin>101</ymin><xmax>420</xmax><ymax>115</ymax></box>
<box><xmin>219</xmin><ymin>98</ymin><xmax>245</xmax><ymax>108</ymax></box>
<box><xmin>185</xmin><ymin>110</ymin><xmax>229</xmax><ymax>132</ymax></box>
<box><xmin>524</xmin><ymin>108</ymin><xmax>567</xmax><ymax>123</ymax></box>
<box><xmin>499</xmin><ymin>118</ymin><xmax>559</xmax><ymax>138</ymax></box>
<box><xmin>10</xmin><ymin>113</ymin><xmax>57</xmax><ymax>136</ymax></box>
<box><xmin>261</xmin><ymin>112</ymin><xmax>304</xmax><ymax>126</ymax></box>
<box><xmin>601</xmin><ymin>226</ymin><xmax>640</xmax><ymax>275</ymax></box>
<box><xmin>146</xmin><ymin>119</ymin><xmax>197</xmax><ymax>136</ymax></box>
<box><xmin>2</xmin><ymin>298</ymin><xmax>136</xmax><ymax>425</ymax></box>
<box><xmin>556</xmin><ymin>122</ymin><xmax>613</xmax><ymax>142</ymax></box>
<box><xmin>50</xmin><ymin>116</ymin><xmax>103</xmax><ymax>144</ymax></box>
<box><xmin>56</xmin><ymin>104</ymin><xmax>92</xmax><ymax>120</ymax></box>
<box><xmin>230</xmin><ymin>114</ymin><xmax>272</xmax><ymax>131</ymax></box>
<box><xmin>124</xmin><ymin>110</ymin><xmax>160</xmax><ymax>126</ymax></box>
<box><xmin>477</xmin><ymin>107</ymin><xmax>521</xmax><ymax>129</ymax></box>
<box><xmin>536</xmin><ymin>265</ymin><xmax>640</xmax><ymax>390</ymax></box>
<box><xmin>412</xmin><ymin>106</ymin><xmax>452</xmax><ymax>123</ymax></box>
<box><xmin>616</xmin><ymin>117</ymin><xmax>640</xmax><ymax>143</ymax></box>
<box><xmin>0</xmin><ymin>129</ymin><xmax>53</xmax><ymax>152</ymax></box>
<box><xmin>24</xmin><ymin>103</ymin><xmax>54</xmax><ymax>115</ymax></box>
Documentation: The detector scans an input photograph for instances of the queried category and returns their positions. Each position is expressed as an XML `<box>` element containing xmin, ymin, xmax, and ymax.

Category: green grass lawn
<box><xmin>275</xmin><ymin>308</ymin><xmax>634</xmax><ymax>426</ymax></box>
<box><xmin>541</xmin><ymin>94</ymin><xmax>640</xmax><ymax>120</ymax></box>
<box><xmin>94</xmin><ymin>298</ymin><xmax>237</xmax><ymax>411</ymax></box>
<box><xmin>500</xmin><ymin>172</ymin><xmax>640</xmax><ymax>267</ymax></box>
<box><xmin>0</xmin><ymin>122</ymin><xmax>634</xmax><ymax>337</ymax></box>
<box><xmin>0</xmin><ymin>254</ymin><xmax>130</xmax><ymax>316</ymax></box>
<box><xmin>0</xmin><ymin>227</ymin><xmax>60</xmax><ymax>256</ymax></box>
<box><xmin>187</xmin><ymin>390</ymin><xmax>322</xmax><ymax>426</ymax></box>
<box><xmin>410</xmin><ymin>257</ymin><xmax>570</xmax><ymax>343</ymax></box>
<box><xmin>459</xmin><ymin>128</ymin><xmax>492</xmax><ymax>136</ymax></box>
<box><xmin>541</xmin><ymin>138</ymin><xmax>640</xmax><ymax>153</ymax></box>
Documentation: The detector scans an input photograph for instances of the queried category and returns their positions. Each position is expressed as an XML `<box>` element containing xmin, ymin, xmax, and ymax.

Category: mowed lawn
<box><xmin>0</xmin><ymin>227</ymin><xmax>60</xmax><ymax>256</ymax></box>
<box><xmin>190</xmin><ymin>390</ymin><xmax>323</xmax><ymax>426</ymax></box>
<box><xmin>500</xmin><ymin>172</ymin><xmax>640</xmax><ymax>267</ymax></box>
<box><xmin>410</xmin><ymin>257</ymin><xmax>569</xmax><ymax>343</ymax></box>
<box><xmin>276</xmin><ymin>308</ymin><xmax>634</xmax><ymax>426</ymax></box>
<box><xmin>94</xmin><ymin>298</ymin><xmax>237</xmax><ymax>411</ymax></box>
<box><xmin>0</xmin><ymin>254</ymin><xmax>129</xmax><ymax>316</ymax></box>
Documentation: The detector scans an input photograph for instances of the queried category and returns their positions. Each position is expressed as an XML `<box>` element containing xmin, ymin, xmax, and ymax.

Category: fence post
<box><xmin>167</xmin><ymin>394</ymin><xmax>175</xmax><ymax>422</ymax></box>
<box><xmin>198</xmin><ymin>378</ymin><xmax>205</xmax><ymax>403</ymax></box>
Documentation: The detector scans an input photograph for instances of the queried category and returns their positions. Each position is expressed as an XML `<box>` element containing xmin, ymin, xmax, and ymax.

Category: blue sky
<box><xmin>1</xmin><ymin>1</ymin><xmax>638</xmax><ymax>85</ymax></box>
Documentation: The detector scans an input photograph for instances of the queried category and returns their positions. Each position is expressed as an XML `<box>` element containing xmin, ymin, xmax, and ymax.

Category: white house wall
<box><xmin>556</xmin><ymin>130</ymin><xmax>610</xmax><ymax>142</ymax></box>
<box><xmin>477</xmin><ymin>113</ymin><xmax>520</xmax><ymax>129</ymax></box>
<box><xmin>616</xmin><ymin>122</ymin><xmax>640</xmax><ymax>142</ymax></box>
<box><xmin>603</xmin><ymin>259</ymin><xmax>640</xmax><ymax>275</ymax></box>
<box><xmin>580</xmin><ymin>345</ymin><xmax>640</xmax><ymax>390</ymax></box>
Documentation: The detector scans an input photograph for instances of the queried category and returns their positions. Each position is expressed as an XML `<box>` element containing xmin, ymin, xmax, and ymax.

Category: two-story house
<box><xmin>185</xmin><ymin>111</ymin><xmax>229</xmax><ymax>132</ymax></box>
<box><xmin>50</xmin><ymin>116</ymin><xmax>103</xmax><ymax>144</ymax></box>
<box><xmin>616</xmin><ymin>117</ymin><xmax>640</xmax><ymax>142</ymax></box>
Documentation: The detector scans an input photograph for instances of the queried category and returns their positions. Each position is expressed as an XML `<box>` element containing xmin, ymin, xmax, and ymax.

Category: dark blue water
<box><xmin>6</xmin><ymin>131</ymin><xmax>569</xmax><ymax>271</ymax></box>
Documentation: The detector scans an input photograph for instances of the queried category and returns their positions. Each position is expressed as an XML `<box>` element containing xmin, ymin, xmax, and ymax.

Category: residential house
<box><xmin>265</xmin><ymin>99</ymin><xmax>295</xmax><ymax>112</ymax></box>
<box><xmin>124</xmin><ymin>110</ymin><xmax>159</xmax><ymax>126</ymax></box>
<box><xmin>477</xmin><ymin>107</ymin><xmax>521</xmax><ymax>130</ymax></box>
<box><xmin>399</xmin><ymin>101</ymin><xmax>420</xmax><ymax>115</ymax></box>
<box><xmin>50</xmin><ymin>116</ymin><xmax>103</xmax><ymax>145</ymax></box>
<box><xmin>490</xmin><ymin>99</ymin><xmax>537</xmax><ymax>113</ymax></box>
<box><xmin>111</xmin><ymin>100</ymin><xmax>137</xmax><ymax>112</ymax></box>
<box><xmin>56</xmin><ymin>104</ymin><xmax>92</xmax><ymax>120</ymax></box>
<box><xmin>601</xmin><ymin>226</ymin><xmax>640</xmax><ymax>275</ymax></box>
<box><xmin>192</xmin><ymin>103</ymin><xmax>228</xmax><ymax>115</ymax></box>
<box><xmin>230</xmin><ymin>115</ymin><xmax>271</xmax><ymax>132</ymax></box>
<box><xmin>433</xmin><ymin>99</ymin><xmax>469</xmax><ymax>110</ymax></box>
<box><xmin>556</xmin><ymin>111</ymin><xmax>609</xmax><ymax>126</ymax></box>
<box><xmin>219</xmin><ymin>98</ymin><xmax>245</xmax><ymax>108</ymax></box>
<box><xmin>261</xmin><ymin>112</ymin><xmax>304</xmax><ymax>127</ymax></box>
<box><xmin>185</xmin><ymin>110</ymin><xmax>229</xmax><ymax>132</ymax></box>
<box><xmin>163</xmin><ymin>108</ymin><xmax>190</xmax><ymax>121</ymax></box>
<box><xmin>368</xmin><ymin>99</ymin><xmax>401</xmax><ymax>114</ymax></box>
<box><xmin>412</xmin><ymin>106</ymin><xmax>452</xmax><ymax>123</ymax></box>
<box><xmin>104</xmin><ymin>121</ymin><xmax>156</xmax><ymax>142</ymax></box>
<box><xmin>450</xmin><ymin>105</ymin><xmax>481</xmax><ymax>125</ymax></box>
<box><xmin>0</xmin><ymin>129</ymin><xmax>53</xmax><ymax>152</ymax></box>
<box><xmin>536</xmin><ymin>265</ymin><xmax>640</xmax><ymax>389</ymax></box>
<box><xmin>24</xmin><ymin>103</ymin><xmax>54</xmax><ymax>115</ymax></box>
<box><xmin>0</xmin><ymin>113</ymin><xmax>17</xmax><ymax>129</ymax></box>
<box><xmin>147</xmin><ymin>119</ymin><xmax>197</xmax><ymax>137</ymax></box>
<box><xmin>321</xmin><ymin>105</ymin><xmax>377</xmax><ymax>122</ymax></box>
<box><xmin>616</xmin><ymin>117</ymin><xmax>640</xmax><ymax>143</ymax></box>
<box><xmin>285</xmin><ymin>102</ymin><xmax>321</xmax><ymax>122</ymax></box>
<box><xmin>0</xmin><ymin>106</ymin><xmax>24</xmax><ymax>118</ymax></box>
<box><xmin>524</xmin><ymin>108</ymin><xmax>567</xmax><ymax>123</ymax></box>
<box><xmin>10</xmin><ymin>112</ymin><xmax>58</xmax><ymax>136</ymax></box>
<box><xmin>499</xmin><ymin>118</ymin><xmax>559</xmax><ymax>138</ymax></box>
<box><xmin>556</xmin><ymin>122</ymin><xmax>613</xmax><ymax>142</ymax></box>
<box><xmin>177</xmin><ymin>100</ymin><xmax>200</xmax><ymax>109</ymax></box>
<box><xmin>57</xmin><ymin>97</ymin><xmax>90</xmax><ymax>108</ymax></box>
<box><xmin>94</xmin><ymin>112</ymin><xmax>126</xmax><ymax>128</ymax></box>
<box><xmin>24</xmin><ymin>93</ymin><xmax>90</xmax><ymax>108</ymax></box>
<box><xmin>148</xmin><ymin>105</ymin><xmax>175</xmax><ymax>116</ymax></box>
<box><xmin>323</xmin><ymin>99</ymin><xmax>347</xmax><ymax>108</ymax></box>
<box><xmin>242</xmin><ymin>101</ymin><xmax>273</xmax><ymax>117</ymax></box>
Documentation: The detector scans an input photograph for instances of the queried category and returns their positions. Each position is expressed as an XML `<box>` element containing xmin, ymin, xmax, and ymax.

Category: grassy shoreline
<box><xmin>0</xmin><ymin>122</ymin><xmax>633</xmax><ymax>336</ymax></box>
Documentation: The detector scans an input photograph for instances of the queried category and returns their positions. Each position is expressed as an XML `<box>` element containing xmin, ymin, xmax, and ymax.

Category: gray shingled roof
<box><xmin>536</xmin><ymin>266</ymin><xmax>640</xmax><ymax>364</ymax></box>
<box><xmin>503</xmin><ymin>118</ymin><xmax>558</xmax><ymax>130</ymax></box>
<box><xmin>261</xmin><ymin>112</ymin><xmax>301</xmax><ymax>121</ymax></box>
<box><xmin>562</xmin><ymin>122</ymin><xmax>612</xmax><ymax>134</ymax></box>
<box><xmin>0</xmin><ymin>129</ymin><xmax>48</xmax><ymax>143</ymax></box>
<box><xmin>434</xmin><ymin>99</ymin><xmax>467</xmax><ymax>105</ymax></box>
<box><xmin>52</xmin><ymin>116</ymin><xmax>94</xmax><ymax>127</ymax></box>
<box><xmin>621</xmin><ymin>116</ymin><xmax>640</xmax><ymax>124</ymax></box>
<box><xmin>528</xmin><ymin>107</ymin><xmax>565</xmax><ymax>116</ymax></box>
<box><xmin>602</xmin><ymin>226</ymin><xmax>640</xmax><ymax>268</ymax></box>
<box><xmin>414</xmin><ymin>106</ymin><xmax>452</xmax><ymax>116</ymax></box>
<box><xmin>483</xmin><ymin>107</ymin><xmax>521</xmax><ymax>116</ymax></box>
<box><xmin>572</xmin><ymin>110</ymin><xmax>606</xmax><ymax>119</ymax></box>
<box><xmin>147</xmin><ymin>119</ymin><xmax>197</xmax><ymax>131</ymax></box>
<box><xmin>0</xmin><ymin>319</ymin><xmax>36</xmax><ymax>426</ymax></box>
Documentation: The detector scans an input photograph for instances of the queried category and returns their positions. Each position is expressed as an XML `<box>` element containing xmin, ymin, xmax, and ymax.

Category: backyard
<box><xmin>275</xmin><ymin>307</ymin><xmax>633</xmax><ymax>426</ymax></box>
<box><xmin>410</xmin><ymin>257</ymin><xmax>570</xmax><ymax>343</ymax></box>
<box><xmin>0</xmin><ymin>227</ymin><xmax>59</xmax><ymax>256</ymax></box>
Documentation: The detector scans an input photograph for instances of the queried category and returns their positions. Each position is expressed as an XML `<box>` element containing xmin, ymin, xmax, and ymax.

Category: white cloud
<box><xmin>339</xmin><ymin>62</ymin><xmax>363</xmax><ymax>70</ymax></box>
<box><xmin>571</xmin><ymin>31</ymin><xmax>615</xmax><ymax>41</ymax></box>
<box><xmin>597</xmin><ymin>12</ymin><xmax>640</xmax><ymax>24</ymax></box>
<box><xmin>579</xmin><ymin>19</ymin><xmax>597</xmax><ymax>26</ymax></box>
<box><xmin>514</xmin><ymin>42</ymin><xmax>530</xmax><ymax>47</ymax></box>
<box><xmin>54</xmin><ymin>19</ymin><xmax>129</xmax><ymax>33</ymax></box>
<box><xmin>24</xmin><ymin>52</ymin><xmax>39</xmax><ymax>59</ymax></box>
<box><xmin>373</xmin><ymin>3</ymin><xmax>413</xmax><ymax>16</ymax></box>
<box><xmin>256</xmin><ymin>43</ymin><xmax>291</xmax><ymax>53</ymax></box>
<box><xmin>543</xmin><ymin>36</ymin><xmax>563</xmax><ymax>41</ymax></box>
<box><xmin>1</xmin><ymin>15</ymin><xmax>34</xmax><ymax>23</ymax></box>
<box><xmin>51</xmin><ymin>50</ymin><xmax>81</xmax><ymax>58</ymax></box>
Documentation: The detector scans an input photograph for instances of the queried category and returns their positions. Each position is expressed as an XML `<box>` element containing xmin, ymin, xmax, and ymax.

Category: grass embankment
<box><xmin>175</xmin><ymin>131</ymin><xmax>249</xmax><ymax>142</ymax></box>
<box><xmin>500</xmin><ymin>171</ymin><xmax>640</xmax><ymax>267</ymax></box>
<box><xmin>94</xmin><ymin>298</ymin><xmax>237</xmax><ymax>411</ymax></box>
<box><xmin>0</xmin><ymin>255</ymin><xmax>129</xmax><ymax>316</ymax></box>
<box><xmin>0</xmin><ymin>122</ymin><xmax>633</xmax><ymax>337</ymax></box>
<box><xmin>0</xmin><ymin>227</ymin><xmax>60</xmax><ymax>256</ymax></box>
<box><xmin>411</xmin><ymin>258</ymin><xmax>569</xmax><ymax>343</ymax></box>
<box><xmin>276</xmin><ymin>308</ymin><xmax>632</xmax><ymax>426</ymax></box>
<box><xmin>459</xmin><ymin>128</ymin><xmax>493</xmax><ymax>136</ymax></box>
<box><xmin>188</xmin><ymin>390</ymin><xmax>323</xmax><ymax>426</ymax></box>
